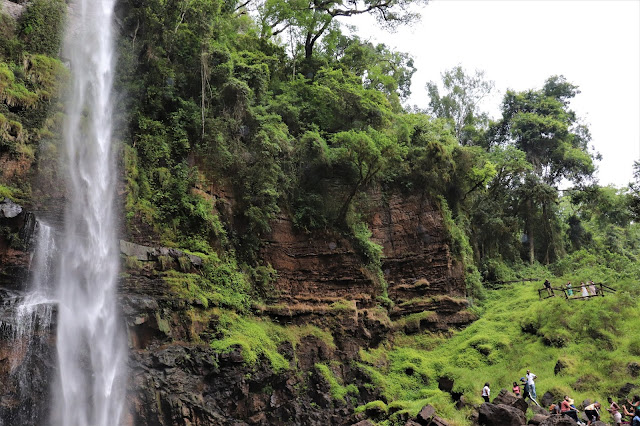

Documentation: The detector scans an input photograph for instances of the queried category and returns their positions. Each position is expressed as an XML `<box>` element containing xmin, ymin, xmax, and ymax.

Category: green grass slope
<box><xmin>358</xmin><ymin>264</ymin><xmax>640</xmax><ymax>425</ymax></box>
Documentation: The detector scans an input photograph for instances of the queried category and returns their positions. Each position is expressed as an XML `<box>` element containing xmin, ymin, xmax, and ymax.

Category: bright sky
<box><xmin>343</xmin><ymin>0</ymin><xmax>640</xmax><ymax>188</ymax></box>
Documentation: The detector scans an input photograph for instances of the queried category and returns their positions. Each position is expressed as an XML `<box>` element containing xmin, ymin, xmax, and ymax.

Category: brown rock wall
<box><xmin>369</xmin><ymin>191</ymin><xmax>465</xmax><ymax>300</ymax></box>
<box><xmin>260</xmin><ymin>189</ymin><xmax>469</xmax><ymax>328</ymax></box>
<box><xmin>262</xmin><ymin>216</ymin><xmax>378</xmax><ymax>305</ymax></box>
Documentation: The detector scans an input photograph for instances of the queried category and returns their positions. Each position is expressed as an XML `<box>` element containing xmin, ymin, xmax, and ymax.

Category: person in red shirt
<box><xmin>561</xmin><ymin>395</ymin><xmax>580</xmax><ymax>423</ymax></box>
<box><xmin>512</xmin><ymin>381</ymin><xmax>521</xmax><ymax>397</ymax></box>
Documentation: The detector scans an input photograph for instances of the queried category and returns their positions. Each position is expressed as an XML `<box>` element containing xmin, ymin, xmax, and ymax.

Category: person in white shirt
<box><xmin>526</xmin><ymin>370</ymin><xmax>537</xmax><ymax>401</ymax></box>
<box><xmin>482</xmin><ymin>382</ymin><xmax>490</xmax><ymax>402</ymax></box>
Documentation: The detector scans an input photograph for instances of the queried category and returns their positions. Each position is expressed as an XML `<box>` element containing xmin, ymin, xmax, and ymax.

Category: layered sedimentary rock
<box><xmin>0</xmin><ymin>186</ymin><xmax>473</xmax><ymax>425</ymax></box>
<box><xmin>260</xmin><ymin>189</ymin><xmax>471</xmax><ymax>331</ymax></box>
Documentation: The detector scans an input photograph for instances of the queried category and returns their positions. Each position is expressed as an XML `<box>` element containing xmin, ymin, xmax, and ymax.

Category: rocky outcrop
<box><xmin>491</xmin><ymin>388</ymin><xmax>528</xmax><ymax>413</ymax></box>
<box><xmin>260</xmin><ymin>190</ymin><xmax>472</xmax><ymax>332</ymax></box>
<box><xmin>0</xmin><ymin>199</ymin><xmax>37</xmax><ymax>290</ymax></box>
<box><xmin>0</xmin><ymin>186</ymin><xmax>473</xmax><ymax>425</ymax></box>
<box><xmin>0</xmin><ymin>202</ymin><xmax>56</xmax><ymax>425</ymax></box>
<box><xmin>538</xmin><ymin>415</ymin><xmax>578</xmax><ymax>426</ymax></box>
<box><xmin>0</xmin><ymin>0</ymin><xmax>24</xmax><ymax>19</ymax></box>
<box><xmin>478</xmin><ymin>402</ymin><xmax>527</xmax><ymax>426</ymax></box>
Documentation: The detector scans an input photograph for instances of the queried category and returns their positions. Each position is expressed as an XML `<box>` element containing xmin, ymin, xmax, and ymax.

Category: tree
<box><xmin>426</xmin><ymin>66</ymin><xmax>494</xmax><ymax>145</ymax></box>
<box><xmin>628</xmin><ymin>161</ymin><xmax>640</xmax><ymax>221</ymax></box>
<box><xmin>258</xmin><ymin>0</ymin><xmax>428</xmax><ymax>60</ymax></box>
<box><xmin>330</xmin><ymin>127</ymin><xmax>405</xmax><ymax>224</ymax></box>
<box><xmin>335</xmin><ymin>36</ymin><xmax>416</xmax><ymax>104</ymax></box>
<box><xmin>491</xmin><ymin>75</ymin><xmax>595</xmax><ymax>186</ymax></box>
<box><xmin>489</xmin><ymin>76</ymin><xmax>597</xmax><ymax>264</ymax></box>
<box><xmin>467</xmin><ymin>146</ymin><xmax>531</xmax><ymax>263</ymax></box>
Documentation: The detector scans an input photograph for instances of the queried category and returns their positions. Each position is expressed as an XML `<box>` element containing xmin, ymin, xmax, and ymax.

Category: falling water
<box><xmin>2</xmin><ymin>223</ymin><xmax>57</xmax><ymax>425</ymax></box>
<box><xmin>53</xmin><ymin>0</ymin><xmax>127</xmax><ymax>424</ymax></box>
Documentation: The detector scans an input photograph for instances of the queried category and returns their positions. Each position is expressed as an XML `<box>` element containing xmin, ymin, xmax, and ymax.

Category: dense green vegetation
<box><xmin>2</xmin><ymin>1</ymin><xmax>640</xmax><ymax>424</ymax></box>
<box><xmin>0</xmin><ymin>0</ymin><xmax>67</xmax><ymax>201</ymax></box>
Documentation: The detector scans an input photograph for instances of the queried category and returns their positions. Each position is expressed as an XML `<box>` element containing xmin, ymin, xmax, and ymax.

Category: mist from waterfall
<box><xmin>53</xmin><ymin>0</ymin><xmax>127</xmax><ymax>424</ymax></box>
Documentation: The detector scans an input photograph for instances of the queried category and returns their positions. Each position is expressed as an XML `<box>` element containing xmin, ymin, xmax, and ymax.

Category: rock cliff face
<box><xmin>260</xmin><ymin>189</ymin><xmax>471</xmax><ymax>331</ymax></box>
<box><xmin>0</xmin><ymin>187</ymin><xmax>472</xmax><ymax>425</ymax></box>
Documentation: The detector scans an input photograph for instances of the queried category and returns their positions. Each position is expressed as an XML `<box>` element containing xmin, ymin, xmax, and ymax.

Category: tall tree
<box><xmin>490</xmin><ymin>76</ymin><xmax>597</xmax><ymax>263</ymax></box>
<box><xmin>258</xmin><ymin>0</ymin><xmax>428</xmax><ymax>60</ymax></box>
<box><xmin>426</xmin><ymin>66</ymin><xmax>494</xmax><ymax>145</ymax></box>
<box><xmin>491</xmin><ymin>75</ymin><xmax>595</xmax><ymax>186</ymax></box>
<box><xmin>629</xmin><ymin>161</ymin><xmax>640</xmax><ymax>221</ymax></box>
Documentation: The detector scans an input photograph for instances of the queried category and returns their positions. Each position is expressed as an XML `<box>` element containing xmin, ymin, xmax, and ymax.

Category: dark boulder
<box><xmin>554</xmin><ymin>359</ymin><xmax>567</xmax><ymax>375</ymax></box>
<box><xmin>529</xmin><ymin>413</ymin><xmax>549</xmax><ymax>425</ymax></box>
<box><xmin>491</xmin><ymin>388</ymin><xmax>528</xmax><ymax>413</ymax></box>
<box><xmin>541</xmin><ymin>391</ymin><xmax>561</xmax><ymax>408</ymax></box>
<box><xmin>531</xmin><ymin>404</ymin><xmax>550</xmax><ymax>416</ymax></box>
<box><xmin>478</xmin><ymin>402</ymin><xmax>526</xmax><ymax>426</ymax></box>
<box><xmin>538</xmin><ymin>414</ymin><xmax>578</xmax><ymax>426</ymax></box>
<box><xmin>351</xmin><ymin>421</ymin><xmax>375</xmax><ymax>426</ymax></box>
<box><xmin>438</xmin><ymin>377</ymin><xmax>454</xmax><ymax>393</ymax></box>
<box><xmin>417</xmin><ymin>404</ymin><xmax>435</xmax><ymax>424</ymax></box>
<box><xmin>618</xmin><ymin>382</ymin><xmax>637</xmax><ymax>399</ymax></box>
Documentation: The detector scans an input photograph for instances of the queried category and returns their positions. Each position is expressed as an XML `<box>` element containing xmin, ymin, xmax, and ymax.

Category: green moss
<box><xmin>439</xmin><ymin>196</ymin><xmax>484</xmax><ymax>301</ymax></box>
<box><xmin>0</xmin><ymin>184</ymin><xmax>17</xmax><ymax>200</ymax></box>
<box><xmin>355</xmin><ymin>400</ymin><xmax>388</xmax><ymax>414</ymax></box>
<box><xmin>18</xmin><ymin>0</ymin><xmax>66</xmax><ymax>56</ymax></box>
<box><xmin>124</xmin><ymin>255</ymin><xmax>144</xmax><ymax>271</ymax></box>
<box><xmin>210</xmin><ymin>312</ymin><xmax>289</xmax><ymax>372</ymax></box>
<box><xmin>163</xmin><ymin>253</ymin><xmax>252</xmax><ymax>312</ymax></box>
<box><xmin>155</xmin><ymin>312</ymin><xmax>172</xmax><ymax>336</ymax></box>
<box><xmin>393</xmin><ymin>311</ymin><xmax>437</xmax><ymax>331</ymax></box>
<box><xmin>315</xmin><ymin>362</ymin><xmax>358</xmax><ymax>402</ymax></box>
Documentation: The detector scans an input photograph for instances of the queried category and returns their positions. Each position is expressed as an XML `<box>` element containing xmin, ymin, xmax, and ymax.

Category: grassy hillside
<box><xmin>356</xmin><ymin>258</ymin><xmax>640</xmax><ymax>425</ymax></box>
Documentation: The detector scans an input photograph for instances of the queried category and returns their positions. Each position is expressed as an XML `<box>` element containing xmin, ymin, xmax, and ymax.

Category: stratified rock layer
<box><xmin>0</xmin><ymin>186</ymin><xmax>472</xmax><ymax>425</ymax></box>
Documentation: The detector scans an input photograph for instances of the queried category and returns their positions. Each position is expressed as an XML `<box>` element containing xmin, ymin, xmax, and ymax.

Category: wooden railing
<box><xmin>484</xmin><ymin>278</ymin><xmax>540</xmax><ymax>290</ymax></box>
<box><xmin>537</xmin><ymin>282</ymin><xmax>616</xmax><ymax>300</ymax></box>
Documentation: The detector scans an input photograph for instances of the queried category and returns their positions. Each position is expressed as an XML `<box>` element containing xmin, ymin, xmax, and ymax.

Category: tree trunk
<box><xmin>527</xmin><ymin>198</ymin><xmax>535</xmax><ymax>265</ymax></box>
<box><xmin>304</xmin><ymin>33</ymin><xmax>313</xmax><ymax>59</ymax></box>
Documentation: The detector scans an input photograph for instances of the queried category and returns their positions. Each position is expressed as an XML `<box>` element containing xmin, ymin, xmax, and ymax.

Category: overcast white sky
<box><xmin>343</xmin><ymin>0</ymin><xmax>640</xmax><ymax>188</ymax></box>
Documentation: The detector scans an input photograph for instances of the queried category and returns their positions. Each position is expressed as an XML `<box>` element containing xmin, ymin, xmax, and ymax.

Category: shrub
<box><xmin>18</xmin><ymin>0</ymin><xmax>66</xmax><ymax>56</ymax></box>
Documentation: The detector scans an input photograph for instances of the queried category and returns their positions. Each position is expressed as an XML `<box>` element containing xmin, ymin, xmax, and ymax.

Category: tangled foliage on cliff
<box><xmin>0</xmin><ymin>1</ymin><xmax>67</xmax><ymax>201</ymax></box>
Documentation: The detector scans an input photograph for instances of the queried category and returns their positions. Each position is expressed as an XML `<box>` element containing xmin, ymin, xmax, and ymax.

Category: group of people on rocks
<box><xmin>483</xmin><ymin>370</ymin><xmax>539</xmax><ymax>405</ymax></box>
<box><xmin>543</xmin><ymin>279</ymin><xmax>600</xmax><ymax>298</ymax></box>
<box><xmin>482</xmin><ymin>371</ymin><xmax>640</xmax><ymax>426</ymax></box>
<box><xmin>549</xmin><ymin>395</ymin><xmax>640</xmax><ymax>426</ymax></box>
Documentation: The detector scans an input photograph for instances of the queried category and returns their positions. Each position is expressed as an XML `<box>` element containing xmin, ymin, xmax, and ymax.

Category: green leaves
<box><xmin>17</xmin><ymin>0</ymin><xmax>66</xmax><ymax>56</ymax></box>
<box><xmin>426</xmin><ymin>66</ymin><xmax>494</xmax><ymax>145</ymax></box>
<box><xmin>493</xmin><ymin>76</ymin><xmax>594</xmax><ymax>186</ymax></box>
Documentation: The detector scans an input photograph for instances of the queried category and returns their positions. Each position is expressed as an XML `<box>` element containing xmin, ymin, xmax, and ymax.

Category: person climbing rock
<box><xmin>526</xmin><ymin>370</ymin><xmax>538</xmax><ymax>401</ymax></box>
<box><xmin>482</xmin><ymin>382</ymin><xmax>490</xmax><ymax>402</ymax></box>
<box><xmin>585</xmin><ymin>401</ymin><xmax>601</xmax><ymax>425</ymax></box>
<box><xmin>632</xmin><ymin>406</ymin><xmax>640</xmax><ymax>426</ymax></box>
<box><xmin>561</xmin><ymin>395</ymin><xmax>580</xmax><ymax>423</ymax></box>
<box><xmin>608</xmin><ymin>397</ymin><xmax>622</xmax><ymax>426</ymax></box>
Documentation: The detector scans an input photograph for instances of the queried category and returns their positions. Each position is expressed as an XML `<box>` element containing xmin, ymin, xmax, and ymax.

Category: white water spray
<box><xmin>54</xmin><ymin>0</ymin><xmax>127</xmax><ymax>424</ymax></box>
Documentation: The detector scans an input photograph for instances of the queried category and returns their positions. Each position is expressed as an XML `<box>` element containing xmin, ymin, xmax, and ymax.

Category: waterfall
<box><xmin>1</xmin><ymin>223</ymin><xmax>57</xmax><ymax>425</ymax></box>
<box><xmin>53</xmin><ymin>0</ymin><xmax>127</xmax><ymax>424</ymax></box>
